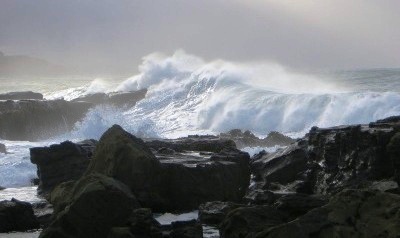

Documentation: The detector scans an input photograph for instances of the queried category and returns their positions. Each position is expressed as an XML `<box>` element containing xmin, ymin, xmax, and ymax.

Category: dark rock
<box><xmin>256</xmin><ymin>189</ymin><xmax>400</xmax><ymax>238</ymax></box>
<box><xmin>146</xmin><ymin>135</ymin><xmax>236</xmax><ymax>153</ymax></box>
<box><xmin>107</xmin><ymin>227</ymin><xmax>135</xmax><ymax>238</ymax></box>
<box><xmin>166</xmin><ymin>220</ymin><xmax>203</xmax><ymax>238</ymax></box>
<box><xmin>127</xmin><ymin>208</ymin><xmax>162</xmax><ymax>237</ymax></box>
<box><xmin>0</xmin><ymin>143</ymin><xmax>6</xmax><ymax>153</ymax></box>
<box><xmin>30</xmin><ymin>140</ymin><xmax>95</xmax><ymax>196</ymax></box>
<box><xmin>157</xmin><ymin>147</ymin><xmax>176</xmax><ymax>155</ymax></box>
<box><xmin>220</xmin><ymin>129</ymin><xmax>294</xmax><ymax>149</ymax></box>
<box><xmin>87</xmin><ymin>125</ymin><xmax>250</xmax><ymax>212</ymax></box>
<box><xmin>0</xmin><ymin>186</ymin><xmax>5</xmax><ymax>190</ymax></box>
<box><xmin>0</xmin><ymin>99</ymin><xmax>92</xmax><ymax>141</ymax></box>
<box><xmin>32</xmin><ymin>202</ymin><xmax>53</xmax><ymax>228</ymax></box>
<box><xmin>219</xmin><ymin>205</ymin><xmax>289</xmax><ymax>238</ymax></box>
<box><xmin>0</xmin><ymin>198</ymin><xmax>40</xmax><ymax>232</ymax></box>
<box><xmin>72</xmin><ymin>89</ymin><xmax>147</xmax><ymax>107</ymax></box>
<box><xmin>0</xmin><ymin>91</ymin><xmax>43</xmax><ymax>100</ymax></box>
<box><xmin>199</xmin><ymin>201</ymin><xmax>245</xmax><ymax>225</ymax></box>
<box><xmin>272</xmin><ymin>193</ymin><xmax>327</xmax><ymax>220</ymax></box>
<box><xmin>39</xmin><ymin>174</ymin><xmax>139</xmax><ymax>238</ymax></box>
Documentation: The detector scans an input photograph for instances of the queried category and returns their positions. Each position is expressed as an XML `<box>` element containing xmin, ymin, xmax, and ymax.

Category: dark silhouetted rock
<box><xmin>0</xmin><ymin>99</ymin><xmax>92</xmax><ymax>141</ymax></box>
<box><xmin>257</xmin><ymin>189</ymin><xmax>400</xmax><ymax>238</ymax></box>
<box><xmin>0</xmin><ymin>198</ymin><xmax>40</xmax><ymax>232</ymax></box>
<box><xmin>0</xmin><ymin>91</ymin><xmax>43</xmax><ymax>100</ymax></box>
<box><xmin>87</xmin><ymin>125</ymin><xmax>250</xmax><ymax>212</ymax></box>
<box><xmin>220</xmin><ymin>129</ymin><xmax>294</xmax><ymax>149</ymax></box>
<box><xmin>72</xmin><ymin>89</ymin><xmax>147</xmax><ymax>107</ymax></box>
<box><xmin>199</xmin><ymin>201</ymin><xmax>245</xmax><ymax>225</ymax></box>
<box><xmin>166</xmin><ymin>220</ymin><xmax>203</xmax><ymax>238</ymax></box>
<box><xmin>146</xmin><ymin>135</ymin><xmax>236</xmax><ymax>153</ymax></box>
<box><xmin>30</xmin><ymin>140</ymin><xmax>96</xmax><ymax>196</ymax></box>
<box><xmin>0</xmin><ymin>143</ymin><xmax>6</xmax><ymax>153</ymax></box>
<box><xmin>40</xmin><ymin>174</ymin><xmax>139</xmax><ymax>238</ymax></box>
<box><xmin>220</xmin><ymin>205</ymin><xmax>288</xmax><ymax>238</ymax></box>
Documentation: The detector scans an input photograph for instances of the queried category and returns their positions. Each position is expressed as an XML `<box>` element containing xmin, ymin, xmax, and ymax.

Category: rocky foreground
<box><xmin>1</xmin><ymin>116</ymin><xmax>400</xmax><ymax>237</ymax></box>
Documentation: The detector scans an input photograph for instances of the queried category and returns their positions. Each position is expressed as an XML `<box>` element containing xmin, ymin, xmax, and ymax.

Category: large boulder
<box><xmin>0</xmin><ymin>91</ymin><xmax>43</xmax><ymax>100</ymax></box>
<box><xmin>72</xmin><ymin>89</ymin><xmax>147</xmax><ymax>107</ymax></box>
<box><xmin>199</xmin><ymin>201</ymin><xmax>245</xmax><ymax>225</ymax></box>
<box><xmin>0</xmin><ymin>99</ymin><xmax>92</xmax><ymax>141</ymax></box>
<box><xmin>40</xmin><ymin>174</ymin><xmax>139</xmax><ymax>238</ymax></box>
<box><xmin>87</xmin><ymin>125</ymin><xmax>250</xmax><ymax>212</ymax></box>
<box><xmin>0</xmin><ymin>198</ymin><xmax>40</xmax><ymax>232</ymax></box>
<box><xmin>87</xmin><ymin>125</ymin><xmax>162</xmax><ymax>207</ymax></box>
<box><xmin>257</xmin><ymin>189</ymin><xmax>400</xmax><ymax>238</ymax></box>
<box><xmin>30</xmin><ymin>140</ymin><xmax>96</xmax><ymax>196</ymax></box>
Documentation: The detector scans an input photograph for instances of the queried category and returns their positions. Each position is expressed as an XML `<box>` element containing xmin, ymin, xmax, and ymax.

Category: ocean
<box><xmin>1</xmin><ymin>52</ymin><xmax>400</xmax><ymax>189</ymax></box>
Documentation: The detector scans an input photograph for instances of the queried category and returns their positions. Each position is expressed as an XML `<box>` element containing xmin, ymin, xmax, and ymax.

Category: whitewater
<box><xmin>1</xmin><ymin>51</ymin><xmax>400</xmax><ymax>188</ymax></box>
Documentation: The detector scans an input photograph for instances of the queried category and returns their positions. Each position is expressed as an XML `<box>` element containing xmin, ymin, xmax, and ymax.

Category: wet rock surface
<box><xmin>72</xmin><ymin>89</ymin><xmax>147</xmax><ymax>107</ymax></box>
<box><xmin>220</xmin><ymin>129</ymin><xmax>294</xmax><ymax>149</ymax></box>
<box><xmin>0</xmin><ymin>143</ymin><xmax>6</xmax><ymax>153</ymax></box>
<box><xmin>30</xmin><ymin>140</ymin><xmax>96</xmax><ymax>196</ymax></box>
<box><xmin>0</xmin><ymin>99</ymin><xmax>92</xmax><ymax>141</ymax></box>
<box><xmin>0</xmin><ymin>198</ymin><xmax>40</xmax><ymax>233</ymax></box>
<box><xmin>199</xmin><ymin>201</ymin><xmax>245</xmax><ymax>225</ymax></box>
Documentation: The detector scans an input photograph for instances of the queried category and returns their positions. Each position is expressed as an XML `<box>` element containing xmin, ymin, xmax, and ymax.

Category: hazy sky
<box><xmin>1</xmin><ymin>0</ymin><xmax>399</xmax><ymax>74</ymax></box>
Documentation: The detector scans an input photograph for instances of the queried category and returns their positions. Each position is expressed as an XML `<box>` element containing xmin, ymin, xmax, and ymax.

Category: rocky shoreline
<box><xmin>1</xmin><ymin>92</ymin><xmax>400</xmax><ymax>237</ymax></box>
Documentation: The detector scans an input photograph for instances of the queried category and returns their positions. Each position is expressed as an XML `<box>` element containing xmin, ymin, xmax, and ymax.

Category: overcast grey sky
<box><xmin>1</xmin><ymin>0</ymin><xmax>399</xmax><ymax>74</ymax></box>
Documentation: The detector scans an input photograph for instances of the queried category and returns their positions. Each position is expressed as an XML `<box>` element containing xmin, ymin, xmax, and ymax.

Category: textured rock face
<box><xmin>257</xmin><ymin>190</ymin><xmax>400</xmax><ymax>238</ymax></box>
<box><xmin>30</xmin><ymin>140</ymin><xmax>96</xmax><ymax>196</ymax></box>
<box><xmin>88</xmin><ymin>125</ymin><xmax>250</xmax><ymax>212</ymax></box>
<box><xmin>0</xmin><ymin>198</ymin><xmax>40</xmax><ymax>233</ymax></box>
<box><xmin>251</xmin><ymin>118</ymin><xmax>400</xmax><ymax>196</ymax></box>
<box><xmin>199</xmin><ymin>201</ymin><xmax>245</xmax><ymax>225</ymax></box>
<box><xmin>220</xmin><ymin>129</ymin><xmax>294</xmax><ymax>149</ymax></box>
<box><xmin>0</xmin><ymin>91</ymin><xmax>43</xmax><ymax>100</ymax></box>
<box><xmin>40</xmin><ymin>174</ymin><xmax>139</xmax><ymax>238</ymax></box>
<box><xmin>0</xmin><ymin>99</ymin><xmax>92</xmax><ymax>141</ymax></box>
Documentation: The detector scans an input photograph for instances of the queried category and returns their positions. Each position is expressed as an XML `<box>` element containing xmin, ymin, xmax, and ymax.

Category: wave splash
<box><xmin>67</xmin><ymin>51</ymin><xmax>400</xmax><ymax>139</ymax></box>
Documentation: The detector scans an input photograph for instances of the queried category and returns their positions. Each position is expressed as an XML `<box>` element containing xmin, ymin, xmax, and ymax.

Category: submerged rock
<box><xmin>0</xmin><ymin>198</ymin><xmax>40</xmax><ymax>233</ymax></box>
<box><xmin>257</xmin><ymin>189</ymin><xmax>400</xmax><ymax>238</ymax></box>
<box><xmin>220</xmin><ymin>129</ymin><xmax>294</xmax><ymax>149</ymax></box>
<box><xmin>0</xmin><ymin>143</ymin><xmax>6</xmax><ymax>153</ymax></box>
<box><xmin>40</xmin><ymin>174</ymin><xmax>139</xmax><ymax>238</ymax></box>
<box><xmin>0</xmin><ymin>99</ymin><xmax>92</xmax><ymax>141</ymax></box>
<box><xmin>30</xmin><ymin>140</ymin><xmax>96</xmax><ymax>196</ymax></box>
<box><xmin>0</xmin><ymin>91</ymin><xmax>43</xmax><ymax>100</ymax></box>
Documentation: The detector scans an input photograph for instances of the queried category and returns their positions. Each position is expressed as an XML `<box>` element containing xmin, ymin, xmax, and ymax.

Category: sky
<box><xmin>0</xmin><ymin>0</ymin><xmax>399</xmax><ymax>74</ymax></box>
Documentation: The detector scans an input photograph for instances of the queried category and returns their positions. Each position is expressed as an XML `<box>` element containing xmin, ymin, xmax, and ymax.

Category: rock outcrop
<box><xmin>40</xmin><ymin>174</ymin><xmax>139</xmax><ymax>238</ymax></box>
<box><xmin>0</xmin><ymin>198</ymin><xmax>40</xmax><ymax>233</ymax></box>
<box><xmin>0</xmin><ymin>91</ymin><xmax>43</xmax><ymax>100</ymax></box>
<box><xmin>30</xmin><ymin>140</ymin><xmax>96</xmax><ymax>196</ymax></box>
<box><xmin>256</xmin><ymin>189</ymin><xmax>400</xmax><ymax>238</ymax></box>
<box><xmin>72</xmin><ymin>89</ymin><xmax>147</xmax><ymax>107</ymax></box>
<box><xmin>220</xmin><ymin>129</ymin><xmax>294</xmax><ymax>149</ymax></box>
<box><xmin>88</xmin><ymin>125</ymin><xmax>250</xmax><ymax>212</ymax></box>
<box><xmin>0</xmin><ymin>99</ymin><xmax>92</xmax><ymax>141</ymax></box>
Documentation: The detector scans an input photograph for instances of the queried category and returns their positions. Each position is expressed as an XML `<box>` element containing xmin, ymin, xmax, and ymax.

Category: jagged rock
<box><xmin>0</xmin><ymin>91</ymin><xmax>43</xmax><ymax>100</ymax></box>
<box><xmin>30</xmin><ymin>140</ymin><xmax>96</xmax><ymax>196</ymax></box>
<box><xmin>0</xmin><ymin>198</ymin><xmax>40</xmax><ymax>232</ymax></box>
<box><xmin>251</xmin><ymin>117</ymin><xmax>400</xmax><ymax>196</ymax></box>
<box><xmin>72</xmin><ymin>89</ymin><xmax>147</xmax><ymax>107</ymax></box>
<box><xmin>0</xmin><ymin>99</ymin><xmax>92</xmax><ymax>141</ymax></box>
<box><xmin>87</xmin><ymin>125</ymin><xmax>250</xmax><ymax>212</ymax></box>
<box><xmin>40</xmin><ymin>174</ymin><xmax>139</xmax><ymax>238</ymax></box>
<box><xmin>219</xmin><ymin>205</ymin><xmax>289</xmax><ymax>238</ymax></box>
<box><xmin>256</xmin><ymin>189</ymin><xmax>400</xmax><ymax>238</ymax></box>
<box><xmin>146</xmin><ymin>135</ymin><xmax>236</xmax><ymax>153</ymax></box>
<box><xmin>0</xmin><ymin>143</ymin><xmax>6</xmax><ymax>153</ymax></box>
<box><xmin>220</xmin><ymin>129</ymin><xmax>294</xmax><ymax>149</ymax></box>
<box><xmin>199</xmin><ymin>201</ymin><xmax>245</xmax><ymax>225</ymax></box>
